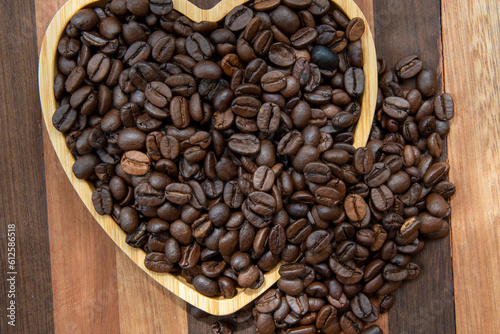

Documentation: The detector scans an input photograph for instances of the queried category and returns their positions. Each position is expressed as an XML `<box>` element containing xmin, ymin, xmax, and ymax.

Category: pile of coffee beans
<box><xmin>53</xmin><ymin>0</ymin><xmax>368</xmax><ymax>297</ymax></box>
<box><xmin>52</xmin><ymin>0</ymin><xmax>456</xmax><ymax>332</ymax></box>
<box><xmin>198</xmin><ymin>55</ymin><xmax>455</xmax><ymax>334</ymax></box>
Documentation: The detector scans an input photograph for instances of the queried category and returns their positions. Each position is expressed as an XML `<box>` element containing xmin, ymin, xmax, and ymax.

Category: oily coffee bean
<box><xmin>312</xmin><ymin>46</ymin><xmax>339</xmax><ymax>71</ymax></box>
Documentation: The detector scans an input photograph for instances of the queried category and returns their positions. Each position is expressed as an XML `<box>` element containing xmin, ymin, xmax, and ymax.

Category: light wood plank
<box><xmin>441</xmin><ymin>0</ymin><xmax>500</xmax><ymax>332</ymax></box>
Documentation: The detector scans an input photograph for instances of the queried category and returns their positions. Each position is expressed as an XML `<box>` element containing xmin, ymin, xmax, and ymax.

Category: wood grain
<box><xmin>373</xmin><ymin>1</ymin><xmax>456</xmax><ymax>333</ymax></box>
<box><xmin>0</xmin><ymin>0</ymin><xmax>54</xmax><ymax>332</ymax></box>
<box><xmin>441</xmin><ymin>0</ymin><xmax>500</xmax><ymax>332</ymax></box>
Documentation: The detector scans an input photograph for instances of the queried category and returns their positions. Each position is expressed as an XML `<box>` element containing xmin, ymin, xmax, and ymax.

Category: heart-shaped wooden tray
<box><xmin>38</xmin><ymin>0</ymin><xmax>377</xmax><ymax>316</ymax></box>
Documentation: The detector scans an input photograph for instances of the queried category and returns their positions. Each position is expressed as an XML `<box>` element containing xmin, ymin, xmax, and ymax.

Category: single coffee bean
<box><xmin>225</xmin><ymin>5</ymin><xmax>254</xmax><ymax>32</ymax></box>
<box><xmin>165</xmin><ymin>183</ymin><xmax>192</xmax><ymax>204</ymax></box>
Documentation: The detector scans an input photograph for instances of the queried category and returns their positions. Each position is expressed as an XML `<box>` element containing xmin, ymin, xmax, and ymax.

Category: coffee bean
<box><xmin>228</xmin><ymin>133</ymin><xmax>261</xmax><ymax>155</ymax></box>
<box><xmin>417</xmin><ymin>69</ymin><xmax>437</xmax><ymax>97</ymax></box>
<box><xmin>434</xmin><ymin>93</ymin><xmax>454</xmax><ymax>121</ymax></box>
<box><xmin>269</xmin><ymin>42</ymin><xmax>296</xmax><ymax>67</ymax></box>
<box><xmin>345</xmin><ymin>67</ymin><xmax>365</xmax><ymax>98</ymax></box>
<box><xmin>346</xmin><ymin>17</ymin><xmax>365</xmax><ymax>42</ymax></box>
<box><xmin>312</xmin><ymin>46</ymin><xmax>339</xmax><ymax>71</ymax></box>
<box><xmin>225</xmin><ymin>5</ymin><xmax>254</xmax><ymax>32</ymax></box>
<box><xmin>395</xmin><ymin>55</ymin><xmax>423</xmax><ymax>79</ymax></box>
<box><xmin>165</xmin><ymin>183</ymin><xmax>192</xmax><ymax>204</ymax></box>
<box><xmin>193</xmin><ymin>274</ymin><xmax>219</xmax><ymax>297</ymax></box>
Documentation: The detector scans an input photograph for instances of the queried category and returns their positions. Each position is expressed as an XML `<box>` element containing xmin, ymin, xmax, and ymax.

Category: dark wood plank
<box><xmin>373</xmin><ymin>1</ymin><xmax>456</xmax><ymax>333</ymax></box>
<box><xmin>0</xmin><ymin>0</ymin><xmax>54</xmax><ymax>332</ymax></box>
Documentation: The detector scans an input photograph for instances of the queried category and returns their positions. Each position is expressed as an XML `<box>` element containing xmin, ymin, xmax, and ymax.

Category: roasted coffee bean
<box><xmin>312</xmin><ymin>46</ymin><xmax>339</xmax><ymax>71</ymax></box>
<box><xmin>253</xmin><ymin>166</ymin><xmax>275</xmax><ymax>192</ymax></box>
<box><xmin>269</xmin><ymin>42</ymin><xmax>296</xmax><ymax>67</ymax></box>
<box><xmin>165</xmin><ymin>74</ymin><xmax>196</xmax><ymax>97</ymax></box>
<box><xmin>434</xmin><ymin>93</ymin><xmax>454</xmax><ymax>121</ymax></box>
<box><xmin>170</xmin><ymin>96</ymin><xmax>191</xmax><ymax>128</ymax></box>
<box><xmin>365</xmin><ymin>162</ymin><xmax>391</xmax><ymax>188</ymax></box>
<box><xmin>383</xmin><ymin>96</ymin><xmax>410</xmax><ymax>120</ymax></box>
<box><xmin>193</xmin><ymin>60</ymin><xmax>222</xmax><ymax>80</ymax></box>
<box><xmin>395</xmin><ymin>55</ymin><xmax>423</xmax><ymax>79</ymax></box>
<box><xmin>225</xmin><ymin>5</ymin><xmax>254</xmax><ymax>31</ymax></box>
<box><xmin>165</xmin><ymin>183</ymin><xmax>192</xmax><ymax>204</ymax></box>
<box><xmin>345</xmin><ymin>67</ymin><xmax>365</xmax><ymax>98</ymax></box>
<box><xmin>193</xmin><ymin>274</ymin><xmax>219</xmax><ymax>297</ymax></box>
<box><xmin>346</xmin><ymin>17</ymin><xmax>365</xmax><ymax>41</ymax></box>
<box><xmin>228</xmin><ymin>133</ymin><xmax>260</xmax><ymax>155</ymax></box>
<box><xmin>121</xmin><ymin>150</ymin><xmax>150</xmax><ymax>175</ymax></box>
<box><xmin>417</xmin><ymin>69</ymin><xmax>437</xmax><ymax>97</ymax></box>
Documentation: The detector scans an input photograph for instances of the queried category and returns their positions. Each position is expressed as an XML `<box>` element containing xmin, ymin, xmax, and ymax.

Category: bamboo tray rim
<box><xmin>38</xmin><ymin>0</ymin><xmax>377</xmax><ymax>316</ymax></box>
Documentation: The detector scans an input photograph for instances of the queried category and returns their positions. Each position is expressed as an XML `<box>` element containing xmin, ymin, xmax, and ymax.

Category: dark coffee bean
<box><xmin>145</xmin><ymin>81</ymin><xmax>172</xmax><ymax>108</ymax></box>
<box><xmin>165</xmin><ymin>74</ymin><xmax>196</xmax><ymax>97</ymax></box>
<box><xmin>53</xmin><ymin>104</ymin><xmax>78</xmax><ymax>132</ymax></box>
<box><xmin>269</xmin><ymin>42</ymin><xmax>296</xmax><ymax>67</ymax></box>
<box><xmin>165</xmin><ymin>183</ymin><xmax>192</xmax><ymax>205</ymax></box>
<box><xmin>149</xmin><ymin>0</ymin><xmax>173</xmax><ymax>15</ymax></box>
<box><xmin>434</xmin><ymin>93</ymin><xmax>454</xmax><ymax>121</ymax></box>
<box><xmin>344</xmin><ymin>67</ymin><xmax>365</xmax><ymax>98</ymax></box>
<box><xmin>312</xmin><ymin>46</ymin><xmax>339</xmax><ymax>71</ymax></box>
<box><xmin>170</xmin><ymin>96</ymin><xmax>191</xmax><ymax>128</ymax></box>
<box><xmin>228</xmin><ymin>133</ymin><xmax>261</xmax><ymax>155</ymax></box>
<box><xmin>225</xmin><ymin>5</ymin><xmax>254</xmax><ymax>31</ymax></box>
<box><xmin>232</xmin><ymin>95</ymin><xmax>262</xmax><ymax>117</ymax></box>
<box><xmin>417</xmin><ymin>69</ymin><xmax>437</xmax><ymax>97</ymax></box>
<box><xmin>193</xmin><ymin>274</ymin><xmax>219</xmax><ymax>297</ymax></box>
<box><xmin>351</xmin><ymin>293</ymin><xmax>379</xmax><ymax>322</ymax></box>
<box><xmin>364</xmin><ymin>162</ymin><xmax>391</xmax><ymax>188</ymax></box>
<box><xmin>423</xmin><ymin>162</ymin><xmax>450</xmax><ymax>187</ymax></box>
<box><xmin>291</xmin><ymin>27</ymin><xmax>318</xmax><ymax>49</ymax></box>
<box><xmin>253</xmin><ymin>166</ymin><xmax>275</xmax><ymax>192</ymax></box>
<box><xmin>193</xmin><ymin>60</ymin><xmax>222</xmax><ymax>80</ymax></box>
<box><xmin>238</xmin><ymin>264</ymin><xmax>260</xmax><ymax>288</ymax></box>
<box><xmin>395</xmin><ymin>55</ymin><xmax>423</xmax><ymax>79</ymax></box>
<box><xmin>71</xmin><ymin>8</ymin><xmax>99</xmax><ymax>30</ymax></box>
<box><xmin>144</xmin><ymin>252</ymin><xmax>173</xmax><ymax>272</ymax></box>
<box><xmin>380</xmin><ymin>294</ymin><xmax>394</xmax><ymax>313</ymax></box>
<box><xmin>186</xmin><ymin>33</ymin><xmax>215</xmax><ymax>62</ymax></box>
<box><xmin>383</xmin><ymin>96</ymin><xmax>410</xmax><ymax>121</ymax></box>
<box><xmin>270</xmin><ymin>5</ymin><xmax>300</xmax><ymax>35</ymax></box>
<box><xmin>308</xmin><ymin>0</ymin><xmax>330</xmax><ymax>15</ymax></box>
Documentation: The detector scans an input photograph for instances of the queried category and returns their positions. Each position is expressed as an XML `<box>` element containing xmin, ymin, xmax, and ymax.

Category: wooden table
<box><xmin>0</xmin><ymin>0</ymin><xmax>499</xmax><ymax>332</ymax></box>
